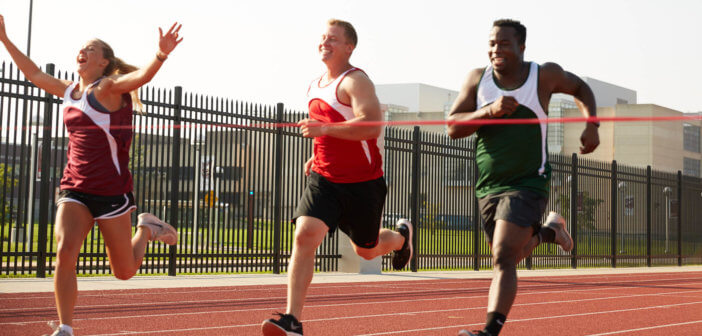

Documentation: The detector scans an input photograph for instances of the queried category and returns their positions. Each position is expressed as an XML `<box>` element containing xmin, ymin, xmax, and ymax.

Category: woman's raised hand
<box><xmin>158</xmin><ymin>22</ymin><xmax>183</xmax><ymax>56</ymax></box>
<box><xmin>0</xmin><ymin>15</ymin><xmax>10</xmax><ymax>43</ymax></box>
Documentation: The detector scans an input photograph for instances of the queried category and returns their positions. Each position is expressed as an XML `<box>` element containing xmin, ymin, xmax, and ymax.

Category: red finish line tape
<box><xmin>8</xmin><ymin>115</ymin><xmax>702</xmax><ymax>132</ymax></box>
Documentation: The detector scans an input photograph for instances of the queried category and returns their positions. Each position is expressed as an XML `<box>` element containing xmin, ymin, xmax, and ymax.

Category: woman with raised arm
<box><xmin>0</xmin><ymin>15</ymin><xmax>183</xmax><ymax>336</ymax></box>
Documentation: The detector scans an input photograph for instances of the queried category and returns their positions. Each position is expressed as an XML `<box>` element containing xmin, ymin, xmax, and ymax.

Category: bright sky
<box><xmin>1</xmin><ymin>0</ymin><xmax>700</xmax><ymax>113</ymax></box>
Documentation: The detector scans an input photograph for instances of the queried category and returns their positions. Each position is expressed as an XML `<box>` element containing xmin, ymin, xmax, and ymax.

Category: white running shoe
<box><xmin>137</xmin><ymin>213</ymin><xmax>178</xmax><ymax>245</ymax></box>
<box><xmin>48</xmin><ymin>328</ymin><xmax>73</xmax><ymax>336</ymax></box>
<box><xmin>542</xmin><ymin>211</ymin><xmax>573</xmax><ymax>252</ymax></box>
<box><xmin>45</xmin><ymin>321</ymin><xmax>73</xmax><ymax>336</ymax></box>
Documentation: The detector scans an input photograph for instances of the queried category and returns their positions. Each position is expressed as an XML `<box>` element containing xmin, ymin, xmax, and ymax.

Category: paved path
<box><xmin>2</xmin><ymin>265</ymin><xmax>700</xmax><ymax>293</ymax></box>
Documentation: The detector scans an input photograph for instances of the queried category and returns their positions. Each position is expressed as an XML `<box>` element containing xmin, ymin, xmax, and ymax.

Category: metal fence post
<box><xmin>272</xmin><ymin>103</ymin><xmax>284</xmax><ymax>274</ymax></box>
<box><xmin>410</xmin><ymin>126</ymin><xmax>420</xmax><ymax>272</ymax></box>
<box><xmin>646</xmin><ymin>166</ymin><xmax>652</xmax><ymax>267</ymax></box>
<box><xmin>472</xmin><ymin>141</ymin><xmax>480</xmax><ymax>271</ymax></box>
<box><xmin>677</xmin><ymin>171</ymin><xmax>682</xmax><ymax>266</ymax></box>
<box><xmin>168</xmin><ymin>86</ymin><xmax>183</xmax><ymax>276</ymax></box>
<box><xmin>570</xmin><ymin>153</ymin><xmax>578</xmax><ymax>269</ymax></box>
<box><xmin>36</xmin><ymin>63</ymin><xmax>55</xmax><ymax>278</ymax></box>
<box><xmin>26</xmin><ymin>132</ymin><xmax>38</xmax><ymax>263</ymax></box>
<box><xmin>611</xmin><ymin>160</ymin><xmax>617</xmax><ymax>268</ymax></box>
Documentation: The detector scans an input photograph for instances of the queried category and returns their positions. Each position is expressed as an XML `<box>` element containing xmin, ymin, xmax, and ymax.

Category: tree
<box><xmin>557</xmin><ymin>191</ymin><xmax>604</xmax><ymax>250</ymax></box>
<box><xmin>420</xmin><ymin>201</ymin><xmax>445</xmax><ymax>236</ymax></box>
<box><xmin>557</xmin><ymin>191</ymin><xmax>603</xmax><ymax>231</ymax></box>
<box><xmin>129</xmin><ymin>133</ymin><xmax>158</xmax><ymax>200</ymax></box>
<box><xmin>0</xmin><ymin>163</ymin><xmax>19</xmax><ymax>238</ymax></box>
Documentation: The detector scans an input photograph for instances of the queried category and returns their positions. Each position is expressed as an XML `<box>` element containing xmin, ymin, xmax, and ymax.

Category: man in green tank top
<box><xmin>447</xmin><ymin>19</ymin><xmax>600</xmax><ymax>336</ymax></box>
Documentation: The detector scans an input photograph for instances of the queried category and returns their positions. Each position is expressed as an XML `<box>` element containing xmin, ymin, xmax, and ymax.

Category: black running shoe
<box><xmin>391</xmin><ymin>219</ymin><xmax>413</xmax><ymax>270</ymax></box>
<box><xmin>261</xmin><ymin>313</ymin><xmax>303</xmax><ymax>336</ymax></box>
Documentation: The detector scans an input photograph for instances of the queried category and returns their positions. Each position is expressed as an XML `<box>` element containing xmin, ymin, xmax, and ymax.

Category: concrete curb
<box><xmin>2</xmin><ymin>265</ymin><xmax>700</xmax><ymax>294</ymax></box>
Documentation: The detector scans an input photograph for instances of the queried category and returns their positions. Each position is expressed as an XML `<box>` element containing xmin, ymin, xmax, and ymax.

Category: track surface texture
<box><xmin>2</xmin><ymin>271</ymin><xmax>701</xmax><ymax>335</ymax></box>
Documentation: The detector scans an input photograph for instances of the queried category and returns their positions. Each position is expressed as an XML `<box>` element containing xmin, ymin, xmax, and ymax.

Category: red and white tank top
<box><xmin>307</xmin><ymin>67</ymin><xmax>384</xmax><ymax>183</ymax></box>
<box><xmin>59</xmin><ymin>81</ymin><xmax>134</xmax><ymax>195</ymax></box>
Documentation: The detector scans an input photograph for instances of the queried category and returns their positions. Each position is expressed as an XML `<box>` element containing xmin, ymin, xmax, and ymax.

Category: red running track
<box><xmin>1</xmin><ymin>271</ymin><xmax>701</xmax><ymax>336</ymax></box>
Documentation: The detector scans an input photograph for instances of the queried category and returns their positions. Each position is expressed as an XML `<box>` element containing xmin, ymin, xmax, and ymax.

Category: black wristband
<box><xmin>156</xmin><ymin>51</ymin><xmax>168</xmax><ymax>62</ymax></box>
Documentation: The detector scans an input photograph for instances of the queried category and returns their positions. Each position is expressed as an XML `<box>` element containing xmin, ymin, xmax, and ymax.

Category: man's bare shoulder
<box><xmin>339</xmin><ymin>69</ymin><xmax>374</xmax><ymax>94</ymax></box>
<box><xmin>538</xmin><ymin>62</ymin><xmax>565</xmax><ymax>75</ymax></box>
<box><xmin>462</xmin><ymin>67</ymin><xmax>487</xmax><ymax>90</ymax></box>
<box><xmin>470</xmin><ymin>66</ymin><xmax>487</xmax><ymax>76</ymax></box>
<box><xmin>345</xmin><ymin>69</ymin><xmax>373</xmax><ymax>85</ymax></box>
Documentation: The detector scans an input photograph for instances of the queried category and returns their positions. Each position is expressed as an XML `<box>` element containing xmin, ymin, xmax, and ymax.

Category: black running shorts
<box><xmin>478</xmin><ymin>189</ymin><xmax>548</xmax><ymax>243</ymax></box>
<box><xmin>56</xmin><ymin>190</ymin><xmax>136</xmax><ymax>220</ymax></box>
<box><xmin>294</xmin><ymin>171</ymin><xmax>387</xmax><ymax>248</ymax></box>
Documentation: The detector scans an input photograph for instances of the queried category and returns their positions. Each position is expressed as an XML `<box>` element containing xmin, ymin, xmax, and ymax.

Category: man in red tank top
<box><xmin>261</xmin><ymin>19</ymin><xmax>414</xmax><ymax>336</ymax></box>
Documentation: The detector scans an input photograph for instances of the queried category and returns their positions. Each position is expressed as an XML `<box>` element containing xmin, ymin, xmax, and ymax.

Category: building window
<box><xmin>683</xmin><ymin>123</ymin><xmax>700</xmax><ymax>153</ymax></box>
<box><xmin>683</xmin><ymin>157</ymin><xmax>700</xmax><ymax>177</ymax></box>
<box><xmin>547</xmin><ymin>99</ymin><xmax>575</xmax><ymax>153</ymax></box>
<box><xmin>616</xmin><ymin>98</ymin><xmax>628</xmax><ymax>104</ymax></box>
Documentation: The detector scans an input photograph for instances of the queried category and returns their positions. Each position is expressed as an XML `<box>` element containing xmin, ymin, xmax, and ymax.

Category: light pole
<box><xmin>663</xmin><ymin>186</ymin><xmax>672</xmax><ymax>253</ymax></box>
<box><xmin>22</xmin><ymin>0</ymin><xmax>35</xmax><ymax>248</ymax></box>
<box><xmin>617</xmin><ymin>181</ymin><xmax>627</xmax><ymax>254</ymax></box>
<box><xmin>27</xmin><ymin>0</ymin><xmax>34</xmax><ymax>57</ymax></box>
<box><xmin>191</xmin><ymin>140</ymin><xmax>202</xmax><ymax>254</ymax></box>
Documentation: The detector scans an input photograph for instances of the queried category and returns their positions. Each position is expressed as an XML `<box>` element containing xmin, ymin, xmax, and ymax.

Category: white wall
<box><xmin>376</xmin><ymin>83</ymin><xmax>458</xmax><ymax>113</ymax></box>
<box><xmin>582</xmin><ymin>77</ymin><xmax>637</xmax><ymax>106</ymax></box>
<box><xmin>551</xmin><ymin>77</ymin><xmax>637</xmax><ymax>108</ymax></box>
<box><xmin>376</xmin><ymin>84</ymin><xmax>421</xmax><ymax>112</ymax></box>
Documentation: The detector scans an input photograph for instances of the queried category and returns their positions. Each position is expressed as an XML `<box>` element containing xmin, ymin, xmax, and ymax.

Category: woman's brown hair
<box><xmin>93</xmin><ymin>38</ymin><xmax>144</xmax><ymax>113</ymax></box>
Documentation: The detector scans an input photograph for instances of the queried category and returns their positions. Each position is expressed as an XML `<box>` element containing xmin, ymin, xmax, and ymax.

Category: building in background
<box><xmin>376</xmin><ymin>83</ymin><xmax>458</xmax><ymax>134</ymax></box>
<box><xmin>563</xmin><ymin>106</ymin><xmax>702</xmax><ymax>177</ymax></box>
<box><xmin>548</xmin><ymin>77</ymin><xmax>637</xmax><ymax>153</ymax></box>
<box><xmin>377</xmin><ymin>78</ymin><xmax>637</xmax><ymax>146</ymax></box>
<box><xmin>377</xmin><ymin>79</ymin><xmax>702</xmax><ymax>177</ymax></box>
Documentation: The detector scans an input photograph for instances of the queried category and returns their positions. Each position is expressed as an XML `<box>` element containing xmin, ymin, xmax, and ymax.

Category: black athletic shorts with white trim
<box><xmin>56</xmin><ymin>190</ymin><xmax>136</xmax><ymax>219</ymax></box>
<box><xmin>293</xmin><ymin>171</ymin><xmax>387</xmax><ymax>248</ymax></box>
<box><xmin>478</xmin><ymin>189</ymin><xmax>548</xmax><ymax>244</ymax></box>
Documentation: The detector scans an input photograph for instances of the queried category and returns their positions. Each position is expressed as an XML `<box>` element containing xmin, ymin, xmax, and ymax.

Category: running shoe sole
<box><xmin>261</xmin><ymin>320</ymin><xmax>301</xmax><ymax>336</ymax></box>
<box><xmin>393</xmin><ymin>219</ymin><xmax>413</xmax><ymax>270</ymax></box>
<box><xmin>544</xmin><ymin>212</ymin><xmax>572</xmax><ymax>252</ymax></box>
<box><xmin>138</xmin><ymin>213</ymin><xmax>178</xmax><ymax>245</ymax></box>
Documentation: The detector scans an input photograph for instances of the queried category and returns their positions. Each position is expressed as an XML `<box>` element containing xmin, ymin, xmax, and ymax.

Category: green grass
<box><xmin>3</xmin><ymin>221</ymin><xmax>701</xmax><ymax>277</ymax></box>
<box><xmin>1</xmin><ymin>219</ymin><xmax>292</xmax><ymax>260</ymax></box>
<box><xmin>0</xmin><ymin>269</ymin><xmax>280</xmax><ymax>278</ymax></box>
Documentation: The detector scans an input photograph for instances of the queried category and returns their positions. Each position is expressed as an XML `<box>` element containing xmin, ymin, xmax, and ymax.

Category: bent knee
<box><xmin>112</xmin><ymin>268</ymin><xmax>136</xmax><ymax>281</ymax></box>
<box><xmin>114</xmin><ymin>274</ymin><xmax>133</xmax><ymax>281</ymax></box>
<box><xmin>294</xmin><ymin>229</ymin><xmax>324</xmax><ymax>246</ymax></box>
<box><xmin>492</xmin><ymin>247</ymin><xmax>520</xmax><ymax>267</ymax></box>
<box><xmin>355</xmin><ymin>248</ymin><xmax>377</xmax><ymax>260</ymax></box>
<box><xmin>55</xmin><ymin>243</ymin><xmax>82</xmax><ymax>266</ymax></box>
<box><xmin>294</xmin><ymin>222</ymin><xmax>327</xmax><ymax>245</ymax></box>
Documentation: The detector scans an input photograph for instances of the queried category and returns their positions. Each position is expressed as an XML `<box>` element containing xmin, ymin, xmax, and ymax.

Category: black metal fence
<box><xmin>1</xmin><ymin>62</ymin><xmax>701</xmax><ymax>277</ymax></box>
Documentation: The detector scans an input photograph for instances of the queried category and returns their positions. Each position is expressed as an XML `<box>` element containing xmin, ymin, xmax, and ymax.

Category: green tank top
<box><xmin>474</xmin><ymin>62</ymin><xmax>551</xmax><ymax>198</ymax></box>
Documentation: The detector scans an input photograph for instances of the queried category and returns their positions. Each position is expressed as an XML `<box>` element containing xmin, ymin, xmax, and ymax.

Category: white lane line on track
<box><xmin>5</xmin><ymin>286</ymin><xmax>702</xmax><ymax>329</ymax></box>
<box><xmin>0</xmin><ymin>283</ymin><xmax>417</xmax><ymax>300</ymax></box>
<box><xmin>3</xmin><ymin>274</ymin><xmax>700</xmax><ymax>313</ymax></box>
<box><xmin>357</xmin><ymin>301</ymin><xmax>702</xmax><ymax>336</ymax></box>
<box><xmin>2</xmin><ymin>271</ymin><xmax>697</xmax><ymax>300</ymax></box>
<box><xmin>586</xmin><ymin>320</ymin><xmax>702</xmax><ymax>335</ymax></box>
<box><xmin>87</xmin><ymin>323</ymin><xmax>262</xmax><ymax>335</ymax></box>
<box><xmin>81</xmin><ymin>300</ymin><xmax>702</xmax><ymax>336</ymax></box>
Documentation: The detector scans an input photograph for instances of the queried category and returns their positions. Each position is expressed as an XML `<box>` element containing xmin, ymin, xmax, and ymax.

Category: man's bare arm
<box><xmin>447</xmin><ymin>67</ymin><xmax>518</xmax><ymax>139</ymax></box>
<box><xmin>542</xmin><ymin>62</ymin><xmax>599</xmax><ymax>154</ymax></box>
<box><xmin>299</xmin><ymin>71</ymin><xmax>382</xmax><ymax>140</ymax></box>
